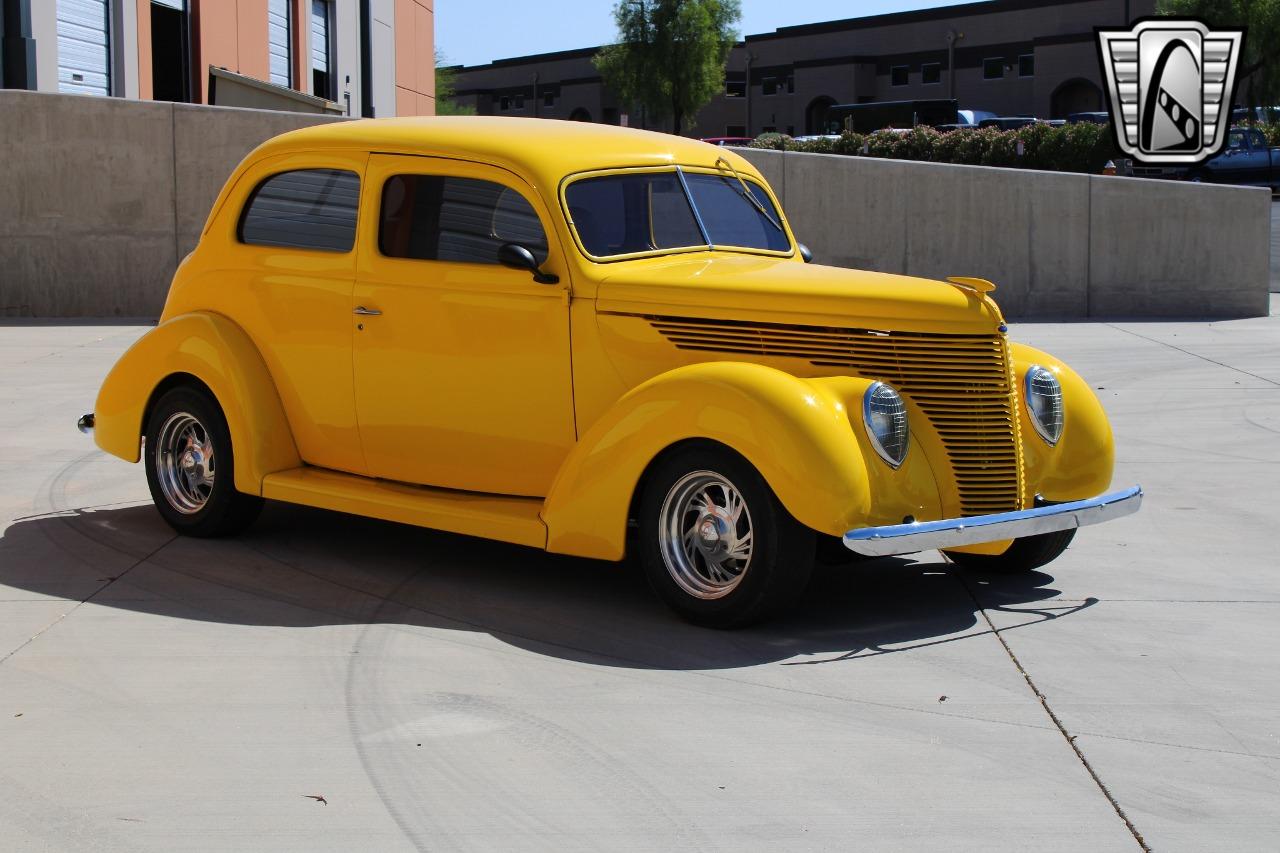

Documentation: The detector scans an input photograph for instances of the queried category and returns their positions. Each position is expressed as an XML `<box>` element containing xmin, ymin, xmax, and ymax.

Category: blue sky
<box><xmin>437</xmin><ymin>1</ymin><xmax>974</xmax><ymax>68</ymax></box>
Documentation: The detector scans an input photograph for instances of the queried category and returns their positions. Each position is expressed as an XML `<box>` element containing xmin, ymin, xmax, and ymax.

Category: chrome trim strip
<box><xmin>844</xmin><ymin>485</ymin><xmax>1143</xmax><ymax>556</ymax></box>
<box><xmin>77</xmin><ymin>413</ymin><xmax>95</xmax><ymax>434</ymax></box>
<box><xmin>674</xmin><ymin>166</ymin><xmax>714</xmax><ymax>251</ymax></box>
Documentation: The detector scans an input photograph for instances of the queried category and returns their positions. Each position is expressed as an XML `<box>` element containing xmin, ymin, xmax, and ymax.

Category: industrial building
<box><xmin>0</xmin><ymin>0</ymin><xmax>435</xmax><ymax>116</ymax></box>
<box><xmin>450</xmin><ymin>0</ymin><xmax>1155</xmax><ymax>136</ymax></box>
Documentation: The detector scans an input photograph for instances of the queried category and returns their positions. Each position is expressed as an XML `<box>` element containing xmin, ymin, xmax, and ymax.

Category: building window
<box><xmin>726</xmin><ymin>77</ymin><xmax>745</xmax><ymax>97</ymax></box>
<box><xmin>311</xmin><ymin>0</ymin><xmax>335</xmax><ymax>100</ymax></box>
<box><xmin>543</xmin><ymin>90</ymin><xmax>555</xmax><ymax>107</ymax></box>
<box><xmin>762</xmin><ymin>77</ymin><xmax>777</xmax><ymax>96</ymax></box>
<box><xmin>514</xmin><ymin>94</ymin><xmax>525</xmax><ymax>110</ymax></box>
<box><xmin>726</xmin><ymin>125</ymin><xmax>746</xmax><ymax>137</ymax></box>
<box><xmin>922</xmin><ymin>63</ymin><xmax>941</xmax><ymax>85</ymax></box>
<box><xmin>890</xmin><ymin>65</ymin><xmax>909</xmax><ymax>87</ymax></box>
<box><xmin>268</xmin><ymin>0</ymin><xmax>292</xmax><ymax>87</ymax></box>
<box><xmin>1019</xmin><ymin>54</ymin><xmax>1035</xmax><ymax>77</ymax></box>
<box><xmin>983</xmin><ymin>58</ymin><xmax>1005</xmax><ymax>80</ymax></box>
<box><xmin>500</xmin><ymin>96</ymin><xmax>509</xmax><ymax>110</ymax></box>
<box><xmin>786</xmin><ymin>75</ymin><xmax>794</xmax><ymax>94</ymax></box>
<box><xmin>240</xmin><ymin>169</ymin><xmax>360</xmax><ymax>252</ymax></box>
<box><xmin>379</xmin><ymin>175</ymin><xmax>548</xmax><ymax>265</ymax></box>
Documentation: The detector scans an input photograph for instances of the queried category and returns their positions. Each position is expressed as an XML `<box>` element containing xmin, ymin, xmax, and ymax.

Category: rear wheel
<box><xmin>638</xmin><ymin>445</ymin><xmax>814</xmax><ymax>628</ymax></box>
<box><xmin>144</xmin><ymin>386</ymin><xmax>263</xmax><ymax>538</ymax></box>
<box><xmin>943</xmin><ymin>529</ymin><xmax>1075</xmax><ymax>574</ymax></box>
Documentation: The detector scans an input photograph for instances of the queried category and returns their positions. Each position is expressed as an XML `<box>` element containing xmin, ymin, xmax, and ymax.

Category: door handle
<box><xmin>353</xmin><ymin>306</ymin><xmax>382</xmax><ymax>316</ymax></box>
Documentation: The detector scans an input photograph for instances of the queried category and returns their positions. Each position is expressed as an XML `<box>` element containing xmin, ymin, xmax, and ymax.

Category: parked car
<box><xmin>978</xmin><ymin>116</ymin><xmax>1040</xmax><ymax>130</ymax></box>
<box><xmin>1186</xmin><ymin>126</ymin><xmax>1280</xmax><ymax>189</ymax></box>
<box><xmin>957</xmin><ymin>109</ymin><xmax>998</xmax><ymax>127</ymax></box>
<box><xmin>700</xmin><ymin>136</ymin><xmax>755</xmax><ymax>147</ymax></box>
<box><xmin>1067</xmin><ymin>112</ymin><xmax>1111</xmax><ymax>125</ymax></box>
<box><xmin>79</xmin><ymin>117</ymin><xmax>1141</xmax><ymax>627</ymax></box>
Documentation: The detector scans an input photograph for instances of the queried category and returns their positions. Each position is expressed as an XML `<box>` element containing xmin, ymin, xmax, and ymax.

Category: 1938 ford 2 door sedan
<box><xmin>81</xmin><ymin>117</ymin><xmax>1141</xmax><ymax>627</ymax></box>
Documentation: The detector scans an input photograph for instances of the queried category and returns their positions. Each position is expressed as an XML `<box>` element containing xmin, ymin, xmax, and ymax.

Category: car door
<box><xmin>1212</xmin><ymin>129</ymin><xmax>1252</xmax><ymax>182</ymax></box>
<box><xmin>351</xmin><ymin>154</ymin><xmax>575</xmax><ymax>496</ymax></box>
<box><xmin>217</xmin><ymin>151</ymin><xmax>368</xmax><ymax>476</ymax></box>
<box><xmin>1246</xmin><ymin>129</ymin><xmax>1271</xmax><ymax>185</ymax></box>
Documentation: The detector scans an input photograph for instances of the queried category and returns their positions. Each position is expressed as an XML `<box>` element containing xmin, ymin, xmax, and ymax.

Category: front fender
<box><xmin>542</xmin><ymin>362</ymin><xmax>943</xmax><ymax>561</ymax></box>
<box><xmin>94</xmin><ymin>311</ymin><xmax>300</xmax><ymax>495</ymax></box>
<box><xmin>1010</xmin><ymin>343</ymin><xmax>1115</xmax><ymax>501</ymax></box>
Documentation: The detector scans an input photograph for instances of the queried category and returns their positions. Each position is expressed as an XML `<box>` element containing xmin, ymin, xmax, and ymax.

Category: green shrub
<box><xmin>747</xmin><ymin>132</ymin><xmax>792</xmax><ymax>151</ymax></box>
<box><xmin>747</xmin><ymin>121</ymin><xmax>1121</xmax><ymax>173</ymax></box>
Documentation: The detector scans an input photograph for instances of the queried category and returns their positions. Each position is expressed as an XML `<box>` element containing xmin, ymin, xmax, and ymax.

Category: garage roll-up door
<box><xmin>57</xmin><ymin>0</ymin><xmax>111</xmax><ymax>96</ymax></box>
<box><xmin>269</xmin><ymin>0</ymin><xmax>292</xmax><ymax>87</ymax></box>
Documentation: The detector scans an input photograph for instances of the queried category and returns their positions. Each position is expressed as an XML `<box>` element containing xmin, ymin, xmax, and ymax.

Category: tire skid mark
<box><xmin>343</xmin><ymin>561</ymin><xmax>712</xmax><ymax>852</ymax></box>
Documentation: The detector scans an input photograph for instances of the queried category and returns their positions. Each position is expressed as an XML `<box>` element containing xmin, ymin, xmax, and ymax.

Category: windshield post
<box><xmin>674</xmin><ymin>167</ymin><xmax>714</xmax><ymax>251</ymax></box>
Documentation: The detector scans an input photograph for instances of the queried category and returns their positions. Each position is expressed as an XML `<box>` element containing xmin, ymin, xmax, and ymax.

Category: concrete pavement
<box><xmin>1</xmin><ymin>303</ymin><xmax>1278</xmax><ymax>851</ymax></box>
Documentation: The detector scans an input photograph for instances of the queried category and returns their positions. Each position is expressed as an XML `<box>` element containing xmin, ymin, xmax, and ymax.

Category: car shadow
<box><xmin>0</xmin><ymin>501</ymin><xmax>1093</xmax><ymax>670</ymax></box>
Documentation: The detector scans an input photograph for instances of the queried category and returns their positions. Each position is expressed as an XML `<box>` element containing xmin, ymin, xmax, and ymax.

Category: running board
<box><xmin>261</xmin><ymin>467</ymin><xmax>547</xmax><ymax>549</ymax></box>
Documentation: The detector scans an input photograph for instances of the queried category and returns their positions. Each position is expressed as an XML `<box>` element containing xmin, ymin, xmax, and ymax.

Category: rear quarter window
<box><xmin>238</xmin><ymin>168</ymin><xmax>361</xmax><ymax>252</ymax></box>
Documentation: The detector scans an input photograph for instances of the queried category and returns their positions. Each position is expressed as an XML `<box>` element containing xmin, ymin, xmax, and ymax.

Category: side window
<box><xmin>1249</xmin><ymin>129</ymin><xmax>1266</xmax><ymax>150</ymax></box>
<box><xmin>1227</xmin><ymin>130</ymin><xmax>1247</xmax><ymax>151</ymax></box>
<box><xmin>239</xmin><ymin>168</ymin><xmax>360</xmax><ymax>252</ymax></box>
<box><xmin>379</xmin><ymin>174</ymin><xmax>549</xmax><ymax>265</ymax></box>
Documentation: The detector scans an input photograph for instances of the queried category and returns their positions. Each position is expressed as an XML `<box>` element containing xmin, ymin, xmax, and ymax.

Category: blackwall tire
<box><xmin>144</xmin><ymin>386</ymin><xmax>263</xmax><ymax>538</ymax></box>
<box><xmin>943</xmin><ymin>529</ymin><xmax>1076</xmax><ymax>574</ymax></box>
<box><xmin>638</xmin><ymin>445</ymin><xmax>814</xmax><ymax>628</ymax></box>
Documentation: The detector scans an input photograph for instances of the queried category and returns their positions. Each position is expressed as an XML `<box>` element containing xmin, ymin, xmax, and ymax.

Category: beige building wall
<box><xmin>394</xmin><ymin>0</ymin><xmax>435</xmax><ymax>116</ymax></box>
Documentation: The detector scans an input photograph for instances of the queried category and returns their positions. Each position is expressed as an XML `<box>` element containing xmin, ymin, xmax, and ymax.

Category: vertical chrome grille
<box><xmin>646</xmin><ymin>316</ymin><xmax>1025</xmax><ymax>517</ymax></box>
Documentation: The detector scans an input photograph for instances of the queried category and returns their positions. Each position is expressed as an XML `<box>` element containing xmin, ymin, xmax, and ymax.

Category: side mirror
<box><xmin>497</xmin><ymin>243</ymin><xmax>559</xmax><ymax>285</ymax></box>
<box><xmin>797</xmin><ymin>243</ymin><xmax>813</xmax><ymax>263</ymax></box>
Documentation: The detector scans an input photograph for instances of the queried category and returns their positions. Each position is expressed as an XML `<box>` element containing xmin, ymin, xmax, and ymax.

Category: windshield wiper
<box><xmin>715</xmin><ymin>156</ymin><xmax>784</xmax><ymax>233</ymax></box>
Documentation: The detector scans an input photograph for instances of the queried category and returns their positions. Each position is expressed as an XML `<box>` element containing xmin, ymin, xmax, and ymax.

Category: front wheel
<box><xmin>638</xmin><ymin>445</ymin><xmax>814</xmax><ymax>628</ymax></box>
<box><xmin>144</xmin><ymin>386</ymin><xmax>263</xmax><ymax>538</ymax></box>
<box><xmin>942</xmin><ymin>529</ymin><xmax>1075</xmax><ymax>574</ymax></box>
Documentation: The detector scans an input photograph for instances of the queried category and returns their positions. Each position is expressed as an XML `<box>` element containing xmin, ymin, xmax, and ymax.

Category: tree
<box><xmin>1159</xmin><ymin>0</ymin><xmax>1280</xmax><ymax>111</ymax></box>
<box><xmin>594</xmin><ymin>0</ymin><xmax>741</xmax><ymax>135</ymax></box>
<box><xmin>434</xmin><ymin>50</ymin><xmax>476</xmax><ymax>116</ymax></box>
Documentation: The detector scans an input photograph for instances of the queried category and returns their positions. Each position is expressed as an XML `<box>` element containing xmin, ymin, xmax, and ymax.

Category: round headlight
<box><xmin>1025</xmin><ymin>365</ymin><xmax>1064</xmax><ymax>446</ymax></box>
<box><xmin>863</xmin><ymin>382</ymin><xmax>909</xmax><ymax>468</ymax></box>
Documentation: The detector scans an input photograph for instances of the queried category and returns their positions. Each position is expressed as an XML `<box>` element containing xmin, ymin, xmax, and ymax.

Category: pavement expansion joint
<box><xmin>0</xmin><ymin>533</ymin><xmax>177</xmax><ymax>668</ymax></box>
<box><xmin>953</xmin><ymin>568</ymin><xmax>1153</xmax><ymax>853</ymax></box>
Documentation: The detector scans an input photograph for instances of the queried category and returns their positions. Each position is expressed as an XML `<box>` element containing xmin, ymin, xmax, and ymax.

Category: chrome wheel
<box><xmin>658</xmin><ymin>470</ymin><xmax>754</xmax><ymax>600</ymax></box>
<box><xmin>154</xmin><ymin>411</ymin><xmax>216</xmax><ymax>515</ymax></box>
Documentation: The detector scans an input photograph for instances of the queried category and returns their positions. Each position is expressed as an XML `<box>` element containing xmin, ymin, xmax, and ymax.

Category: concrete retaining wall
<box><xmin>0</xmin><ymin>91</ymin><xmax>345</xmax><ymax>318</ymax></box>
<box><xmin>0</xmin><ymin>91</ymin><xmax>1269</xmax><ymax>318</ymax></box>
<box><xmin>741</xmin><ymin>148</ymin><xmax>1271</xmax><ymax>319</ymax></box>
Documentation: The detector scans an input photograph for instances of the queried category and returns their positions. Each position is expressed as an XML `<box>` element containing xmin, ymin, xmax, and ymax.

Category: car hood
<box><xmin>593</xmin><ymin>253</ymin><xmax>1005</xmax><ymax>336</ymax></box>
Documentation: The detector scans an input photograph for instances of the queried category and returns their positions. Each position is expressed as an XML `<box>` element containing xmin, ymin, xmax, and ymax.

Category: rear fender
<box><xmin>93</xmin><ymin>312</ymin><xmax>300</xmax><ymax>495</ymax></box>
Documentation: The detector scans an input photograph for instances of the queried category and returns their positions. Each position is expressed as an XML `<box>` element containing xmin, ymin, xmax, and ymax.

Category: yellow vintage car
<box><xmin>80</xmin><ymin>117</ymin><xmax>1141</xmax><ymax>627</ymax></box>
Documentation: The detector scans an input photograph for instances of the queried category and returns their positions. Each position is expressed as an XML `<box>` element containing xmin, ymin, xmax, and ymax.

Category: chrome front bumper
<box><xmin>843</xmin><ymin>486</ymin><xmax>1143</xmax><ymax>557</ymax></box>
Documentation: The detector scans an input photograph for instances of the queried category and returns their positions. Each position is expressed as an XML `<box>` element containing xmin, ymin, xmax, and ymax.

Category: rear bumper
<box><xmin>843</xmin><ymin>485</ymin><xmax>1143</xmax><ymax>557</ymax></box>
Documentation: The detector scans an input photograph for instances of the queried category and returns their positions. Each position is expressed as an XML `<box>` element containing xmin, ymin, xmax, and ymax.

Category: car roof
<box><xmin>251</xmin><ymin>116</ymin><xmax>761</xmax><ymax>192</ymax></box>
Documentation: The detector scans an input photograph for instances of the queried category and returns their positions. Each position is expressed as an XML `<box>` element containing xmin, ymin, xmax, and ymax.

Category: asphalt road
<box><xmin>2</xmin><ymin>303</ymin><xmax>1278</xmax><ymax>852</ymax></box>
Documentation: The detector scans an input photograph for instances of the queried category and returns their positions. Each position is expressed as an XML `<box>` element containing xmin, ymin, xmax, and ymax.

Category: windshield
<box><xmin>564</xmin><ymin>169</ymin><xmax>790</xmax><ymax>259</ymax></box>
